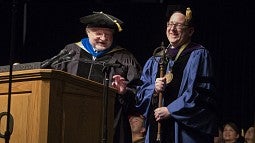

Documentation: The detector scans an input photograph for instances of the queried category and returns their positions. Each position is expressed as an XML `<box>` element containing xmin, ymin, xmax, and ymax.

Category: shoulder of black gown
<box><xmin>106</xmin><ymin>45</ymin><xmax>140</xmax><ymax>66</ymax></box>
<box><xmin>106</xmin><ymin>45</ymin><xmax>127</xmax><ymax>54</ymax></box>
<box><xmin>63</xmin><ymin>42</ymin><xmax>83</xmax><ymax>53</ymax></box>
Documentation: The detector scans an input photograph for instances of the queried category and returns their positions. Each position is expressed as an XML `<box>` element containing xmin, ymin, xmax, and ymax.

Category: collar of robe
<box><xmin>81</xmin><ymin>38</ymin><xmax>111</xmax><ymax>58</ymax></box>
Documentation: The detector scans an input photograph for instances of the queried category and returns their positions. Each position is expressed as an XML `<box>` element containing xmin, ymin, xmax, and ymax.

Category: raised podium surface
<box><xmin>0</xmin><ymin>69</ymin><xmax>116</xmax><ymax>143</ymax></box>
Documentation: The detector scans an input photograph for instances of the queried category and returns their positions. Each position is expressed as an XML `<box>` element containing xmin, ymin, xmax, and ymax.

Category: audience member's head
<box><xmin>245</xmin><ymin>126</ymin><xmax>254</xmax><ymax>143</ymax></box>
<box><xmin>129</xmin><ymin>114</ymin><xmax>146</xmax><ymax>142</ymax></box>
<box><xmin>223</xmin><ymin>122</ymin><xmax>240</xmax><ymax>143</ymax></box>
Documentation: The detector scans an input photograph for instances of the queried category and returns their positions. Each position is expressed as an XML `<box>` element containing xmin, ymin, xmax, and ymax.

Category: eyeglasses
<box><xmin>167</xmin><ymin>22</ymin><xmax>189</xmax><ymax>30</ymax></box>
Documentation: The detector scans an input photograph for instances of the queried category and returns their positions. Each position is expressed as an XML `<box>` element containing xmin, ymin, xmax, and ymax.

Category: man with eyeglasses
<box><xmin>136</xmin><ymin>5</ymin><xmax>218</xmax><ymax>143</ymax></box>
<box><xmin>52</xmin><ymin>11</ymin><xmax>141</xmax><ymax>143</ymax></box>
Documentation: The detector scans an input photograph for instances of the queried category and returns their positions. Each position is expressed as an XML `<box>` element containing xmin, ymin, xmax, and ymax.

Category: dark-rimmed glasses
<box><xmin>167</xmin><ymin>22</ymin><xmax>189</xmax><ymax>30</ymax></box>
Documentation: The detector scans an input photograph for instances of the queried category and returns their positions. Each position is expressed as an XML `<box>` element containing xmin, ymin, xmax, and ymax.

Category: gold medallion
<box><xmin>164</xmin><ymin>71</ymin><xmax>173</xmax><ymax>84</ymax></box>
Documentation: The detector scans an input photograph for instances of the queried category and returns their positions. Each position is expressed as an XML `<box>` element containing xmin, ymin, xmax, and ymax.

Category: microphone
<box><xmin>102</xmin><ymin>61</ymin><xmax>122</xmax><ymax>68</ymax></box>
<box><xmin>78</xmin><ymin>58</ymin><xmax>122</xmax><ymax>68</ymax></box>
<box><xmin>102</xmin><ymin>61</ymin><xmax>124</xmax><ymax>76</ymax></box>
<box><xmin>51</xmin><ymin>50</ymin><xmax>76</xmax><ymax>66</ymax></box>
<box><xmin>41</xmin><ymin>49</ymin><xmax>68</xmax><ymax>68</ymax></box>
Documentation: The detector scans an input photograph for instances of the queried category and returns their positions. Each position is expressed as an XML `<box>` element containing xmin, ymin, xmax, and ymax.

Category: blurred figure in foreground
<box><xmin>129</xmin><ymin>114</ymin><xmax>146</xmax><ymax>143</ymax></box>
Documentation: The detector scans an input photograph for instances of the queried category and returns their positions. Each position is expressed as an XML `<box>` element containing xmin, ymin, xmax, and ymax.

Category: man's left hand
<box><xmin>112</xmin><ymin>75</ymin><xmax>127</xmax><ymax>94</ymax></box>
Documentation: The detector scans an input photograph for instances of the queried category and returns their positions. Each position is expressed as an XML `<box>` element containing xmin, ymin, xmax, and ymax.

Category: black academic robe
<box><xmin>53</xmin><ymin>42</ymin><xmax>141</xmax><ymax>143</ymax></box>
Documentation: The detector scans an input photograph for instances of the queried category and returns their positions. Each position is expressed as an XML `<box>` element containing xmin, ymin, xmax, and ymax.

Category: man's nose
<box><xmin>99</xmin><ymin>34</ymin><xmax>108</xmax><ymax>40</ymax></box>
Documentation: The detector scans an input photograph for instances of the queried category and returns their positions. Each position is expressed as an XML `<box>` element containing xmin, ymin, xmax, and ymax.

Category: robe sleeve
<box><xmin>135</xmin><ymin>57</ymin><xmax>160</xmax><ymax>118</ymax></box>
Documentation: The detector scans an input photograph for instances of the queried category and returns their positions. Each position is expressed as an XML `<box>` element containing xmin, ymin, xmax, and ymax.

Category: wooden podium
<box><xmin>0</xmin><ymin>69</ymin><xmax>116</xmax><ymax>143</ymax></box>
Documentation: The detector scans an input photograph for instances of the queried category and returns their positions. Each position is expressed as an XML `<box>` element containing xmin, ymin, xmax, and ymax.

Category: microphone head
<box><xmin>68</xmin><ymin>50</ymin><xmax>76</xmax><ymax>56</ymax></box>
<box><xmin>59</xmin><ymin>49</ymin><xmax>68</xmax><ymax>55</ymax></box>
<box><xmin>64</xmin><ymin>50</ymin><xmax>76</xmax><ymax>60</ymax></box>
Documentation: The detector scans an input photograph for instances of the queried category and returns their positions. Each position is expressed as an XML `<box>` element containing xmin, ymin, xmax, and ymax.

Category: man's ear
<box><xmin>85</xmin><ymin>28</ymin><xmax>89</xmax><ymax>34</ymax></box>
<box><xmin>188</xmin><ymin>27</ymin><xmax>194</xmax><ymax>37</ymax></box>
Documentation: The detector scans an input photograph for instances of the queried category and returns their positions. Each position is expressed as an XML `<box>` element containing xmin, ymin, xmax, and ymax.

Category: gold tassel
<box><xmin>114</xmin><ymin>20</ymin><xmax>123</xmax><ymax>32</ymax></box>
<box><xmin>100</xmin><ymin>11</ymin><xmax>123</xmax><ymax>32</ymax></box>
<box><xmin>185</xmin><ymin>7</ymin><xmax>192</xmax><ymax>25</ymax></box>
